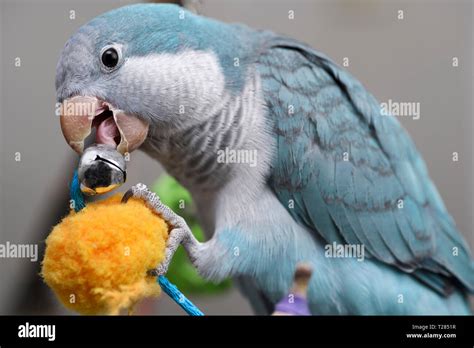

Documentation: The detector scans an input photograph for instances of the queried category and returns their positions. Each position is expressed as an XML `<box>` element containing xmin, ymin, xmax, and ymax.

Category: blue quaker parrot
<box><xmin>56</xmin><ymin>4</ymin><xmax>474</xmax><ymax>314</ymax></box>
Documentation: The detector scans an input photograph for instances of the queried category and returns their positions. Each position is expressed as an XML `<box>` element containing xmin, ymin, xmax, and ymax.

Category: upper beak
<box><xmin>59</xmin><ymin>96</ymin><xmax>149</xmax><ymax>154</ymax></box>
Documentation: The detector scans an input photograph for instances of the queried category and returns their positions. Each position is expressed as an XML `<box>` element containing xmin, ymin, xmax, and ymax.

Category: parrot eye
<box><xmin>101</xmin><ymin>48</ymin><xmax>119</xmax><ymax>68</ymax></box>
<box><xmin>100</xmin><ymin>45</ymin><xmax>122</xmax><ymax>70</ymax></box>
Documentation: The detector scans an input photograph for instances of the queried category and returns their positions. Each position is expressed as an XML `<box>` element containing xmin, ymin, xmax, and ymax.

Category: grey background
<box><xmin>0</xmin><ymin>0</ymin><xmax>472</xmax><ymax>314</ymax></box>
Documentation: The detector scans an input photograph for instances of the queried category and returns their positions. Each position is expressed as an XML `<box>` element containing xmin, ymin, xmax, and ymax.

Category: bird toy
<box><xmin>41</xmin><ymin>144</ymin><xmax>203</xmax><ymax>316</ymax></box>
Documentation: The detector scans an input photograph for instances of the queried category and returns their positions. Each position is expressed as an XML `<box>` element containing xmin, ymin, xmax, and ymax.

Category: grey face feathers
<box><xmin>56</xmin><ymin>4</ymin><xmax>265</xmax><ymax>156</ymax></box>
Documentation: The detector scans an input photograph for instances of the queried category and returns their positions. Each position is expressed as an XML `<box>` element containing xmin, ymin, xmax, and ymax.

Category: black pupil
<box><xmin>102</xmin><ymin>48</ymin><xmax>118</xmax><ymax>68</ymax></box>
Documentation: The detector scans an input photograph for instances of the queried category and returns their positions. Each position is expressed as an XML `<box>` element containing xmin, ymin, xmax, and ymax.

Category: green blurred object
<box><xmin>152</xmin><ymin>175</ymin><xmax>232</xmax><ymax>294</ymax></box>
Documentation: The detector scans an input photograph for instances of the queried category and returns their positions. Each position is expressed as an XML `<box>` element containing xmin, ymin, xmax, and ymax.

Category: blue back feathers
<box><xmin>257</xmin><ymin>37</ymin><xmax>474</xmax><ymax>295</ymax></box>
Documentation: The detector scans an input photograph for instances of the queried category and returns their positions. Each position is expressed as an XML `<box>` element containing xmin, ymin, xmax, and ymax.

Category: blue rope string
<box><xmin>69</xmin><ymin>171</ymin><xmax>204</xmax><ymax>316</ymax></box>
<box><xmin>158</xmin><ymin>275</ymin><xmax>204</xmax><ymax>316</ymax></box>
<box><xmin>70</xmin><ymin>170</ymin><xmax>85</xmax><ymax>212</ymax></box>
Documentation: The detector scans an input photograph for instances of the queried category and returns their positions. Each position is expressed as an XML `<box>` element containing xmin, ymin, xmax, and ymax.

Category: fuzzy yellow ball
<box><xmin>41</xmin><ymin>194</ymin><xmax>169</xmax><ymax>315</ymax></box>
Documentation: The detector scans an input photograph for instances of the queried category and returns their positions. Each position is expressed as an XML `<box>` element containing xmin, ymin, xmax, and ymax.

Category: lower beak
<box><xmin>59</xmin><ymin>96</ymin><xmax>149</xmax><ymax>154</ymax></box>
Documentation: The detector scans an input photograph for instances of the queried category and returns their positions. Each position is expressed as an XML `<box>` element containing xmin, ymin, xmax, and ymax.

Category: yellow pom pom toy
<box><xmin>42</xmin><ymin>194</ymin><xmax>168</xmax><ymax>315</ymax></box>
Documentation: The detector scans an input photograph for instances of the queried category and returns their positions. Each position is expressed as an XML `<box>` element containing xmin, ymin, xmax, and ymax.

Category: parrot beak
<box><xmin>59</xmin><ymin>96</ymin><xmax>149</xmax><ymax>155</ymax></box>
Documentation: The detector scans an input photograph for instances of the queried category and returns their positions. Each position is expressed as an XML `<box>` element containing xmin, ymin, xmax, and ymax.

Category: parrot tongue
<box><xmin>95</xmin><ymin>116</ymin><xmax>120</xmax><ymax>146</ymax></box>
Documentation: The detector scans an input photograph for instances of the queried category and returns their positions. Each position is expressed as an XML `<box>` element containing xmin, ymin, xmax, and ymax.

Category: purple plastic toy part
<box><xmin>274</xmin><ymin>294</ymin><xmax>311</xmax><ymax>315</ymax></box>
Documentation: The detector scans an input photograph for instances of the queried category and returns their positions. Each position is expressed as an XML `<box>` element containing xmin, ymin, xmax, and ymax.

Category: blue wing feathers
<box><xmin>258</xmin><ymin>37</ymin><xmax>474</xmax><ymax>293</ymax></box>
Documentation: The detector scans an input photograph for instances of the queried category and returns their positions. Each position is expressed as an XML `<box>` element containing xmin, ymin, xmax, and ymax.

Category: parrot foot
<box><xmin>122</xmin><ymin>183</ymin><xmax>201</xmax><ymax>276</ymax></box>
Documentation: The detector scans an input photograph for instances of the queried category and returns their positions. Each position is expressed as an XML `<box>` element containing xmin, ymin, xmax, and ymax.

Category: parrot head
<box><xmin>56</xmin><ymin>3</ymin><xmax>251</xmax><ymax>156</ymax></box>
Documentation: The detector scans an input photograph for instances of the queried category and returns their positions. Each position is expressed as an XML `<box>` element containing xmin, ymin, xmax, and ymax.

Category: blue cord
<box><xmin>70</xmin><ymin>170</ymin><xmax>85</xmax><ymax>212</ymax></box>
<box><xmin>158</xmin><ymin>275</ymin><xmax>204</xmax><ymax>316</ymax></box>
<box><xmin>69</xmin><ymin>171</ymin><xmax>204</xmax><ymax>316</ymax></box>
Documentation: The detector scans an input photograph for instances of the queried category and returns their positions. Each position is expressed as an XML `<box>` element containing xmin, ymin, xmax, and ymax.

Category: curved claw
<box><xmin>121</xmin><ymin>189</ymin><xmax>134</xmax><ymax>204</ymax></box>
<box><xmin>147</xmin><ymin>269</ymin><xmax>159</xmax><ymax>277</ymax></box>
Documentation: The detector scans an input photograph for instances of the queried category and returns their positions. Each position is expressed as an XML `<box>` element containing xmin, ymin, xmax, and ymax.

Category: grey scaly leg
<box><xmin>122</xmin><ymin>183</ymin><xmax>202</xmax><ymax>276</ymax></box>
